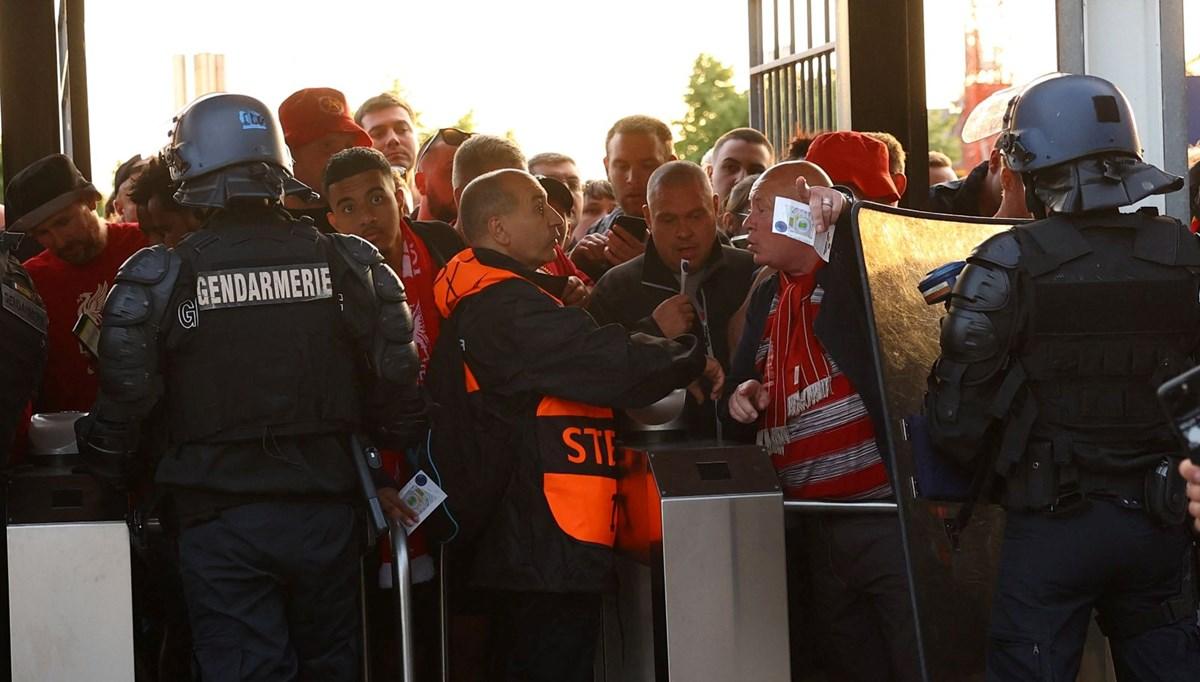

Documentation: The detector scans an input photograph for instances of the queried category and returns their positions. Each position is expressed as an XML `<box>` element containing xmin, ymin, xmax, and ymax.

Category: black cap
<box><xmin>536</xmin><ymin>175</ymin><xmax>575</xmax><ymax>215</ymax></box>
<box><xmin>112</xmin><ymin>155</ymin><xmax>146</xmax><ymax>193</ymax></box>
<box><xmin>6</xmin><ymin>154</ymin><xmax>100</xmax><ymax>233</ymax></box>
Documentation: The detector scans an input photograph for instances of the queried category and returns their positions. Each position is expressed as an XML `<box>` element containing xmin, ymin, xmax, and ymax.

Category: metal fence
<box><xmin>748</xmin><ymin>0</ymin><xmax>838</xmax><ymax>156</ymax></box>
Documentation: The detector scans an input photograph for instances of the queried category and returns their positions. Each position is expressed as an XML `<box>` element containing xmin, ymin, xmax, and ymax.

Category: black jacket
<box><xmin>726</xmin><ymin>210</ymin><xmax>895</xmax><ymax>487</ymax></box>
<box><xmin>587</xmin><ymin>237</ymin><xmax>756</xmax><ymax>368</ymax></box>
<box><xmin>437</xmin><ymin>247</ymin><xmax>706</xmax><ymax>592</ymax></box>
<box><xmin>409</xmin><ymin>218</ymin><xmax>464</xmax><ymax>268</ymax></box>
<box><xmin>135</xmin><ymin>210</ymin><xmax>422</xmax><ymax>522</ymax></box>
<box><xmin>928</xmin><ymin>160</ymin><xmax>989</xmax><ymax>217</ymax></box>
<box><xmin>587</xmin><ymin>238</ymin><xmax>756</xmax><ymax>436</ymax></box>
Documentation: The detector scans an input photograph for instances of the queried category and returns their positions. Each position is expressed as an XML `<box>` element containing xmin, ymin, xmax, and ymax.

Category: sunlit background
<box><xmin>80</xmin><ymin>0</ymin><xmax>1200</xmax><ymax>195</ymax></box>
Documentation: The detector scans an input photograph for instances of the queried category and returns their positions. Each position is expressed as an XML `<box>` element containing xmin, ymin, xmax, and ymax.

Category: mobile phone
<box><xmin>730</xmin><ymin>234</ymin><xmax>750</xmax><ymax>249</ymax></box>
<box><xmin>612</xmin><ymin>215</ymin><xmax>648</xmax><ymax>242</ymax></box>
<box><xmin>1157</xmin><ymin>365</ymin><xmax>1200</xmax><ymax>464</ymax></box>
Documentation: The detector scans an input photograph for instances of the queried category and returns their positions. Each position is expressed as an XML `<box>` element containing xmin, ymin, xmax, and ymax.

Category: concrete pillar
<box><xmin>1057</xmin><ymin>0</ymin><xmax>1187</xmax><ymax>219</ymax></box>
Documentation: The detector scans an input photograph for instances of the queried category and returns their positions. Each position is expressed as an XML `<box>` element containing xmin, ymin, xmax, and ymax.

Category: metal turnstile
<box><xmin>601</xmin><ymin>441</ymin><xmax>790</xmax><ymax>682</ymax></box>
<box><xmin>8</xmin><ymin>413</ymin><xmax>133</xmax><ymax>682</ymax></box>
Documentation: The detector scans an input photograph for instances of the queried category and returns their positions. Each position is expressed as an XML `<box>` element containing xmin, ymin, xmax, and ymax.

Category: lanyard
<box><xmin>695</xmin><ymin>289</ymin><xmax>723</xmax><ymax>443</ymax></box>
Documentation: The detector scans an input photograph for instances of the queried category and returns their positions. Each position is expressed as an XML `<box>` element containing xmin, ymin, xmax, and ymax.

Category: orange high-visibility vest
<box><xmin>434</xmin><ymin>250</ymin><xmax>618</xmax><ymax>548</ymax></box>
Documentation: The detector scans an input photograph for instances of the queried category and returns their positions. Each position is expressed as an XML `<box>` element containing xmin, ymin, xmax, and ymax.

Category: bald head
<box><xmin>459</xmin><ymin>169</ymin><xmax>531</xmax><ymax>245</ymax></box>
<box><xmin>646</xmin><ymin>160</ymin><xmax>713</xmax><ymax>210</ymax></box>
<box><xmin>459</xmin><ymin>168</ymin><xmax>559</xmax><ymax>268</ymax></box>
<box><xmin>752</xmin><ymin>160</ymin><xmax>831</xmax><ymax>198</ymax></box>
<box><xmin>743</xmin><ymin>161</ymin><xmax>833</xmax><ymax>275</ymax></box>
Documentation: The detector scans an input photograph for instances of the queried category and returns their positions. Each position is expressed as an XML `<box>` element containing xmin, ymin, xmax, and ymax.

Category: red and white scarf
<box><xmin>397</xmin><ymin>218</ymin><xmax>440</xmax><ymax>385</ymax></box>
<box><xmin>757</xmin><ymin>271</ymin><xmax>831</xmax><ymax>453</ymax></box>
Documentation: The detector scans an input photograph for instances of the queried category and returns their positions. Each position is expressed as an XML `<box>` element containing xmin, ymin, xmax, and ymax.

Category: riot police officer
<box><xmin>927</xmin><ymin>73</ymin><xmax>1200</xmax><ymax>680</ymax></box>
<box><xmin>77</xmin><ymin>93</ymin><xmax>425</xmax><ymax>682</ymax></box>
<box><xmin>0</xmin><ymin>231</ymin><xmax>47</xmax><ymax>461</ymax></box>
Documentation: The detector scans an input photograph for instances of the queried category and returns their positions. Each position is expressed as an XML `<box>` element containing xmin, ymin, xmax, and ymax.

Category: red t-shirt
<box><xmin>23</xmin><ymin>222</ymin><xmax>147</xmax><ymax>413</ymax></box>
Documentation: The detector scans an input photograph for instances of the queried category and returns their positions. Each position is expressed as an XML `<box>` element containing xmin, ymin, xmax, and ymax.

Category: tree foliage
<box><xmin>453</xmin><ymin>110</ymin><xmax>477</xmax><ymax>134</ymax></box>
<box><xmin>388</xmin><ymin>79</ymin><xmax>480</xmax><ymax>149</ymax></box>
<box><xmin>389</xmin><ymin>79</ymin><xmax>426</xmax><ymax>133</ymax></box>
<box><xmin>927</xmin><ymin>108</ymin><xmax>963</xmax><ymax>167</ymax></box>
<box><xmin>674</xmin><ymin>54</ymin><xmax>750</xmax><ymax>163</ymax></box>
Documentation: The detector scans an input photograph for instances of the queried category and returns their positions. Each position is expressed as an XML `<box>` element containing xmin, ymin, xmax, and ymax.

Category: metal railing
<box><xmin>783</xmin><ymin>499</ymin><xmax>897</xmax><ymax>514</ymax></box>
<box><xmin>750</xmin><ymin>43</ymin><xmax>837</xmax><ymax>158</ymax></box>
<box><xmin>389</xmin><ymin>518</ymin><xmax>416</xmax><ymax>682</ymax></box>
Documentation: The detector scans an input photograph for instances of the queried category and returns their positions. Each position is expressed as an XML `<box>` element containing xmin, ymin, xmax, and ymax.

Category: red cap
<box><xmin>805</xmin><ymin>131</ymin><xmax>900</xmax><ymax>203</ymax></box>
<box><xmin>278</xmin><ymin>87</ymin><xmax>371</xmax><ymax>151</ymax></box>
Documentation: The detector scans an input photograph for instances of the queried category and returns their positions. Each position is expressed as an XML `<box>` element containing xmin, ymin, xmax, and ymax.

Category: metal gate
<box><xmin>747</xmin><ymin>0</ymin><xmax>837</xmax><ymax>155</ymax></box>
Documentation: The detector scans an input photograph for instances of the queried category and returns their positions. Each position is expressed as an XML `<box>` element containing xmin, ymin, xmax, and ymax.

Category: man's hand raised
<box><xmin>571</xmin><ymin>233</ymin><xmax>609</xmax><ymax>267</ymax></box>
<box><xmin>796</xmin><ymin>176</ymin><xmax>847</xmax><ymax>235</ymax></box>
<box><xmin>605</xmin><ymin>225</ymin><xmax>646</xmax><ymax>265</ymax></box>
<box><xmin>729</xmin><ymin>379</ymin><xmax>771</xmax><ymax>424</ymax></box>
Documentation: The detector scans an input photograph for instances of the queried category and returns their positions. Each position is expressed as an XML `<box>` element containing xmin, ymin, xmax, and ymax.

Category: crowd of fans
<box><xmin>6</xmin><ymin>79</ymin><xmax>1199</xmax><ymax>682</ymax></box>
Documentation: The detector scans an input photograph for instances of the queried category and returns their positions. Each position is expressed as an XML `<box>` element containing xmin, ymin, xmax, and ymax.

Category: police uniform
<box><xmin>77</xmin><ymin>94</ymin><xmax>425</xmax><ymax>682</ymax></box>
<box><xmin>927</xmin><ymin>74</ymin><xmax>1200</xmax><ymax>680</ymax></box>
<box><xmin>0</xmin><ymin>240</ymin><xmax>47</xmax><ymax>460</ymax></box>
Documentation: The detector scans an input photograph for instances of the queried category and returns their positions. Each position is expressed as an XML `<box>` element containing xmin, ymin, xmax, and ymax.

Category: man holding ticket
<box><xmin>727</xmin><ymin>153</ymin><xmax>920</xmax><ymax>681</ymax></box>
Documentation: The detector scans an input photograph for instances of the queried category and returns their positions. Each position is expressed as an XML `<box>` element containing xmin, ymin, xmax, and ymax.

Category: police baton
<box><xmin>350</xmin><ymin>434</ymin><xmax>389</xmax><ymax>546</ymax></box>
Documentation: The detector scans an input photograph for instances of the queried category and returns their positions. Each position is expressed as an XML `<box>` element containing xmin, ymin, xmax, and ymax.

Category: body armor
<box><xmin>1015</xmin><ymin>214</ymin><xmax>1200</xmax><ymax>474</ymax></box>
<box><xmin>931</xmin><ymin>209</ymin><xmax>1200</xmax><ymax>509</ymax></box>
<box><xmin>0</xmin><ymin>249</ymin><xmax>47</xmax><ymax>459</ymax></box>
<box><xmin>164</xmin><ymin>211</ymin><xmax>364</xmax><ymax>445</ymax></box>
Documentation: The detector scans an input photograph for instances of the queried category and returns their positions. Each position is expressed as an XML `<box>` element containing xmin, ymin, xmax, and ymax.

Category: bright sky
<box><xmin>84</xmin><ymin>0</ymin><xmax>1200</xmax><ymax>195</ymax></box>
<box><xmin>923</xmin><ymin>0</ymin><xmax>1058</xmax><ymax>110</ymax></box>
<box><xmin>84</xmin><ymin>0</ymin><xmax>749</xmax><ymax>194</ymax></box>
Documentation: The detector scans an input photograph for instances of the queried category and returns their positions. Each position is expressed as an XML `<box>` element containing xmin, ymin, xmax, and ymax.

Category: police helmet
<box><xmin>998</xmin><ymin>74</ymin><xmax>1142</xmax><ymax>173</ymax></box>
<box><xmin>162</xmin><ymin>93</ymin><xmax>315</xmax><ymax>209</ymax></box>
<box><xmin>1000</xmin><ymin>74</ymin><xmax>1181</xmax><ymax>213</ymax></box>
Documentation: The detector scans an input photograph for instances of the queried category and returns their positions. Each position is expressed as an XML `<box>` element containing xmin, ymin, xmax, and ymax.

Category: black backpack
<box><xmin>416</xmin><ymin>312</ymin><xmax>516</xmax><ymax>548</ymax></box>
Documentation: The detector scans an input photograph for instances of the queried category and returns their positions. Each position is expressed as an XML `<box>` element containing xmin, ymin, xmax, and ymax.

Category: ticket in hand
<box><xmin>772</xmin><ymin>197</ymin><xmax>836</xmax><ymax>262</ymax></box>
<box><xmin>397</xmin><ymin>470</ymin><xmax>447</xmax><ymax>530</ymax></box>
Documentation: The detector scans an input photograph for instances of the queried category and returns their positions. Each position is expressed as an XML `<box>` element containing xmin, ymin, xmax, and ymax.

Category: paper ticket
<box><xmin>772</xmin><ymin>196</ymin><xmax>816</xmax><ymax>244</ymax></box>
<box><xmin>398</xmin><ymin>470</ymin><xmax>447</xmax><ymax>530</ymax></box>
<box><xmin>813</xmin><ymin>221</ymin><xmax>836</xmax><ymax>262</ymax></box>
<box><xmin>771</xmin><ymin>196</ymin><xmax>836</xmax><ymax>262</ymax></box>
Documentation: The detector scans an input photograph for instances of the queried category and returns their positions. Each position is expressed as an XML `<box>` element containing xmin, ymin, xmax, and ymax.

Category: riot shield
<box><xmin>850</xmin><ymin>202</ymin><xmax>1016</xmax><ymax>682</ymax></box>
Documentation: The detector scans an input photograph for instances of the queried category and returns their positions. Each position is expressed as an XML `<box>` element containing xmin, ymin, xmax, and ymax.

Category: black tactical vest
<box><xmin>164</xmin><ymin>211</ymin><xmax>363</xmax><ymax>445</ymax></box>
<box><xmin>1015</xmin><ymin>212</ymin><xmax>1200</xmax><ymax>473</ymax></box>
<box><xmin>0</xmin><ymin>252</ymin><xmax>47</xmax><ymax>459</ymax></box>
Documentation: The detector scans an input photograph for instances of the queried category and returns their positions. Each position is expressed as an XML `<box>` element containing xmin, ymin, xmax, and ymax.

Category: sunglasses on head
<box><xmin>416</xmin><ymin>127</ymin><xmax>473</xmax><ymax>168</ymax></box>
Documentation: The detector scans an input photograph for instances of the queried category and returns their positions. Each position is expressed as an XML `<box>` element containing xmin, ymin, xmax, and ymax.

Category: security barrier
<box><xmin>388</xmin><ymin>518</ymin><xmax>416</xmax><ymax>682</ymax></box>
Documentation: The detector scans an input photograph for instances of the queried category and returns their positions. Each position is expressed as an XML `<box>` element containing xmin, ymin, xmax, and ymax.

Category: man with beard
<box><xmin>8</xmin><ymin>153</ymin><xmax>146</xmax><ymax>412</ymax></box>
<box><xmin>415</xmin><ymin>126</ymin><xmax>472</xmax><ymax>224</ymax></box>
